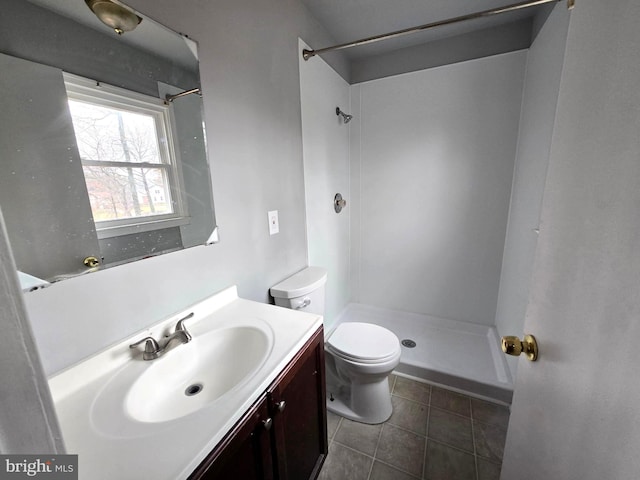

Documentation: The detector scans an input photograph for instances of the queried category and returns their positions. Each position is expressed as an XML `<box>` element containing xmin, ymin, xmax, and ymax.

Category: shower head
<box><xmin>336</xmin><ymin>107</ymin><xmax>353</xmax><ymax>124</ymax></box>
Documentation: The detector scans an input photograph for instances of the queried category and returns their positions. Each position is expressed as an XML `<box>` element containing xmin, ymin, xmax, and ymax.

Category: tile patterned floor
<box><xmin>319</xmin><ymin>375</ymin><xmax>510</xmax><ymax>480</ymax></box>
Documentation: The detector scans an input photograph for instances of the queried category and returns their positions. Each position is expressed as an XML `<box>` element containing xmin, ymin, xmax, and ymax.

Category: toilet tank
<box><xmin>270</xmin><ymin>266</ymin><xmax>327</xmax><ymax>315</ymax></box>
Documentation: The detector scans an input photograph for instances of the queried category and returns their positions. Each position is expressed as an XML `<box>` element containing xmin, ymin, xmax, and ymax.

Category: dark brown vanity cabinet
<box><xmin>268</xmin><ymin>327</ymin><xmax>328</xmax><ymax>480</ymax></box>
<box><xmin>189</xmin><ymin>395</ymin><xmax>274</xmax><ymax>480</ymax></box>
<box><xmin>189</xmin><ymin>327</ymin><xmax>328</xmax><ymax>480</ymax></box>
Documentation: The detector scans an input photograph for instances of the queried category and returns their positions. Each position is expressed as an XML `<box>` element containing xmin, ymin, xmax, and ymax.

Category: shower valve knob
<box><xmin>334</xmin><ymin>193</ymin><xmax>347</xmax><ymax>213</ymax></box>
<box><xmin>501</xmin><ymin>334</ymin><xmax>538</xmax><ymax>361</ymax></box>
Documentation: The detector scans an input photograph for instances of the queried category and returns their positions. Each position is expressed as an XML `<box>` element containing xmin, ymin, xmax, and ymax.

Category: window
<box><xmin>64</xmin><ymin>73</ymin><xmax>186</xmax><ymax>238</ymax></box>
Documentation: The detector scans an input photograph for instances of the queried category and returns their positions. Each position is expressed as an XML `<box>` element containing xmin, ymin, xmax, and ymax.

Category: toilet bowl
<box><xmin>270</xmin><ymin>267</ymin><xmax>401</xmax><ymax>424</ymax></box>
<box><xmin>325</xmin><ymin>322</ymin><xmax>401</xmax><ymax>424</ymax></box>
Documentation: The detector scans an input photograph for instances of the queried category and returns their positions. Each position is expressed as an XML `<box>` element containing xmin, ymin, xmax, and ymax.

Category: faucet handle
<box><xmin>129</xmin><ymin>336</ymin><xmax>161</xmax><ymax>356</ymax></box>
<box><xmin>175</xmin><ymin>312</ymin><xmax>194</xmax><ymax>342</ymax></box>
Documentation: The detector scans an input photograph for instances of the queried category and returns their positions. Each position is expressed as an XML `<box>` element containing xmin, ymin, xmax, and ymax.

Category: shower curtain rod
<box><xmin>302</xmin><ymin>0</ymin><xmax>571</xmax><ymax>61</ymax></box>
<box><xmin>165</xmin><ymin>87</ymin><xmax>201</xmax><ymax>103</ymax></box>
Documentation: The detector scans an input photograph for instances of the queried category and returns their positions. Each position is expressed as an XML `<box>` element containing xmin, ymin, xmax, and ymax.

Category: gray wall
<box><xmin>17</xmin><ymin>0</ymin><xmax>348</xmax><ymax>376</ymax></box>
<box><xmin>98</xmin><ymin>229</ymin><xmax>182</xmax><ymax>265</ymax></box>
<box><xmin>158</xmin><ymin>82</ymin><xmax>215</xmax><ymax>249</ymax></box>
<box><xmin>494</xmin><ymin>5</ymin><xmax>570</xmax><ymax>379</ymax></box>
<box><xmin>351</xmin><ymin>19</ymin><xmax>533</xmax><ymax>84</ymax></box>
<box><xmin>350</xmin><ymin>51</ymin><xmax>526</xmax><ymax>326</ymax></box>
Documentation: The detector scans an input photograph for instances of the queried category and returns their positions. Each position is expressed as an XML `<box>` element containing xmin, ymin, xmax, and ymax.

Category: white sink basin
<box><xmin>49</xmin><ymin>287</ymin><xmax>324</xmax><ymax>479</ymax></box>
<box><xmin>91</xmin><ymin>321</ymin><xmax>274</xmax><ymax>432</ymax></box>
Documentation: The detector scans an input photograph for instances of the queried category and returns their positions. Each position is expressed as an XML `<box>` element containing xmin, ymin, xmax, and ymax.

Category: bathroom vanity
<box><xmin>189</xmin><ymin>327</ymin><xmax>327</xmax><ymax>479</ymax></box>
<box><xmin>48</xmin><ymin>286</ymin><xmax>326</xmax><ymax>479</ymax></box>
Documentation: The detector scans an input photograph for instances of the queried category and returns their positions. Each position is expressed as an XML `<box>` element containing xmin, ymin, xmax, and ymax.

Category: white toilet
<box><xmin>270</xmin><ymin>267</ymin><xmax>401</xmax><ymax>424</ymax></box>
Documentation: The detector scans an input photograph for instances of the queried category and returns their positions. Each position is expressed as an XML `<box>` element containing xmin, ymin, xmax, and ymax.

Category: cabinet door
<box><xmin>268</xmin><ymin>327</ymin><xmax>328</xmax><ymax>480</ymax></box>
<box><xmin>188</xmin><ymin>394</ymin><xmax>274</xmax><ymax>480</ymax></box>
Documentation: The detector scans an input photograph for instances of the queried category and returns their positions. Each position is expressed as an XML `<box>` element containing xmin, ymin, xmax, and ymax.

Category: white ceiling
<box><xmin>301</xmin><ymin>0</ymin><xmax>552</xmax><ymax>59</ymax></box>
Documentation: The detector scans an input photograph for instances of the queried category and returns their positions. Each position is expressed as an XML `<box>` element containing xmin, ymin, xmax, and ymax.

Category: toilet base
<box><xmin>326</xmin><ymin>377</ymin><xmax>393</xmax><ymax>424</ymax></box>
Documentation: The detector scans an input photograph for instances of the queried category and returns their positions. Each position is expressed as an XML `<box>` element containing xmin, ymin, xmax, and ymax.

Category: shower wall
<box><xmin>298</xmin><ymin>39</ymin><xmax>351</xmax><ymax>324</ymax></box>
<box><xmin>350</xmin><ymin>51</ymin><xmax>526</xmax><ymax>326</ymax></box>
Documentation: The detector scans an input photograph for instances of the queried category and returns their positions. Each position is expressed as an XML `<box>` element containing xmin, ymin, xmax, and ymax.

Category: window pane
<box><xmin>82</xmin><ymin>165</ymin><xmax>173</xmax><ymax>221</ymax></box>
<box><xmin>68</xmin><ymin>99</ymin><xmax>163</xmax><ymax>164</ymax></box>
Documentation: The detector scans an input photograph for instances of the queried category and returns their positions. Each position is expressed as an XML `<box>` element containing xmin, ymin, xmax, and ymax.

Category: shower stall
<box><xmin>298</xmin><ymin>2</ymin><xmax>567</xmax><ymax>404</ymax></box>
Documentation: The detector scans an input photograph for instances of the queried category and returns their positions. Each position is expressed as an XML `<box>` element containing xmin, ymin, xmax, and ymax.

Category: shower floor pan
<box><xmin>332</xmin><ymin>303</ymin><xmax>513</xmax><ymax>404</ymax></box>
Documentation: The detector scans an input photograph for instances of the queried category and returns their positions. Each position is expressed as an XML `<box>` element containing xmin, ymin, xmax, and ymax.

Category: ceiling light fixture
<box><xmin>85</xmin><ymin>0</ymin><xmax>142</xmax><ymax>35</ymax></box>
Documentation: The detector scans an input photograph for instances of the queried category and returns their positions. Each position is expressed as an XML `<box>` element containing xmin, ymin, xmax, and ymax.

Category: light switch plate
<box><xmin>268</xmin><ymin>210</ymin><xmax>279</xmax><ymax>235</ymax></box>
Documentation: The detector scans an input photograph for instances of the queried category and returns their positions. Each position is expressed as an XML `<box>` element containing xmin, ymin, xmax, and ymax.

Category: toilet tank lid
<box><xmin>270</xmin><ymin>266</ymin><xmax>327</xmax><ymax>299</ymax></box>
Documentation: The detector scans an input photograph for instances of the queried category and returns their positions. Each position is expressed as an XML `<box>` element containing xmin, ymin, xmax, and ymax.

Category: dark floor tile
<box><xmin>376</xmin><ymin>424</ymin><xmax>425</xmax><ymax>478</ymax></box>
<box><xmin>428</xmin><ymin>407</ymin><xmax>474</xmax><ymax>453</ymax></box>
<box><xmin>369</xmin><ymin>460</ymin><xmax>420</xmax><ymax>480</ymax></box>
<box><xmin>471</xmin><ymin>399</ymin><xmax>510</xmax><ymax>427</ymax></box>
<box><xmin>334</xmin><ymin>417</ymin><xmax>382</xmax><ymax>457</ymax></box>
<box><xmin>327</xmin><ymin>411</ymin><xmax>341</xmax><ymax>440</ymax></box>
<box><xmin>477</xmin><ymin>457</ymin><xmax>502</xmax><ymax>480</ymax></box>
<box><xmin>318</xmin><ymin>443</ymin><xmax>372</xmax><ymax>480</ymax></box>
<box><xmin>430</xmin><ymin>387</ymin><xmax>471</xmax><ymax>417</ymax></box>
<box><xmin>424</xmin><ymin>440</ymin><xmax>476</xmax><ymax>480</ymax></box>
<box><xmin>321</xmin><ymin>382</ymin><xmax>511</xmax><ymax>480</ymax></box>
<box><xmin>473</xmin><ymin>421</ymin><xmax>507</xmax><ymax>462</ymax></box>
<box><xmin>388</xmin><ymin>395</ymin><xmax>429</xmax><ymax>436</ymax></box>
<box><xmin>393</xmin><ymin>376</ymin><xmax>431</xmax><ymax>405</ymax></box>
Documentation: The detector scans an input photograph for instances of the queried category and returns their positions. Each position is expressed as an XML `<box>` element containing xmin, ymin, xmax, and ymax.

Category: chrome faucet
<box><xmin>129</xmin><ymin>312</ymin><xmax>194</xmax><ymax>360</ymax></box>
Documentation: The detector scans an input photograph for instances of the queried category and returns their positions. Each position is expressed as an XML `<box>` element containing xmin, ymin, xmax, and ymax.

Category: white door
<box><xmin>501</xmin><ymin>1</ymin><xmax>640</xmax><ymax>479</ymax></box>
<box><xmin>0</xmin><ymin>53</ymin><xmax>100</xmax><ymax>280</ymax></box>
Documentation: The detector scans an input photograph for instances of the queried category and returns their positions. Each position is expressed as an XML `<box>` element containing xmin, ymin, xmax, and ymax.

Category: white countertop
<box><xmin>48</xmin><ymin>286</ymin><xmax>323</xmax><ymax>479</ymax></box>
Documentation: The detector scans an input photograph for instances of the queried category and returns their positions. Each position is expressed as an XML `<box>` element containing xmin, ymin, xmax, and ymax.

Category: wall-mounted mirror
<box><xmin>0</xmin><ymin>0</ymin><xmax>216</xmax><ymax>289</ymax></box>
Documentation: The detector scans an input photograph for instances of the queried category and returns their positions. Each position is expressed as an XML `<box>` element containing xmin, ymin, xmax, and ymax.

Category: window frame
<box><xmin>63</xmin><ymin>73</ymin><xmax>189</xmax><ymax>239</ymax></box>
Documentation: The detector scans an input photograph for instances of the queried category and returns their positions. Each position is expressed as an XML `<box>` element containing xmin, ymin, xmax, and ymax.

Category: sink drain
<box><xmin>185</xmin><ymin>383</ymin><xmax>203</xmax><ymax>396</ymax></box>
<box><xmin>401</xmin><ymin>339</ymin><xmax>416</xmax><ymax>348</ymax></box>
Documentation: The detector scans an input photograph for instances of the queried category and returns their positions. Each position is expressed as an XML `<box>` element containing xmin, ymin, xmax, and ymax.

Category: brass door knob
<box><xmin>501</xmin><ymin>334</ymin><xmax>538</xmax><ymax>361</ymax></box>
<box><xmin>83</xmin><ymin>256</ymin><xmax>101</xmax><ymax>268</ymax></box>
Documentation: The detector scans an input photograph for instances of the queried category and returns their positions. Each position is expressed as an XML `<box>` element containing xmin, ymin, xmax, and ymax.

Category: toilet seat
<box><xmin>326</xmin><ymin>322</ymin><xmax>400</xmax><ymax>364</ymax></box>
